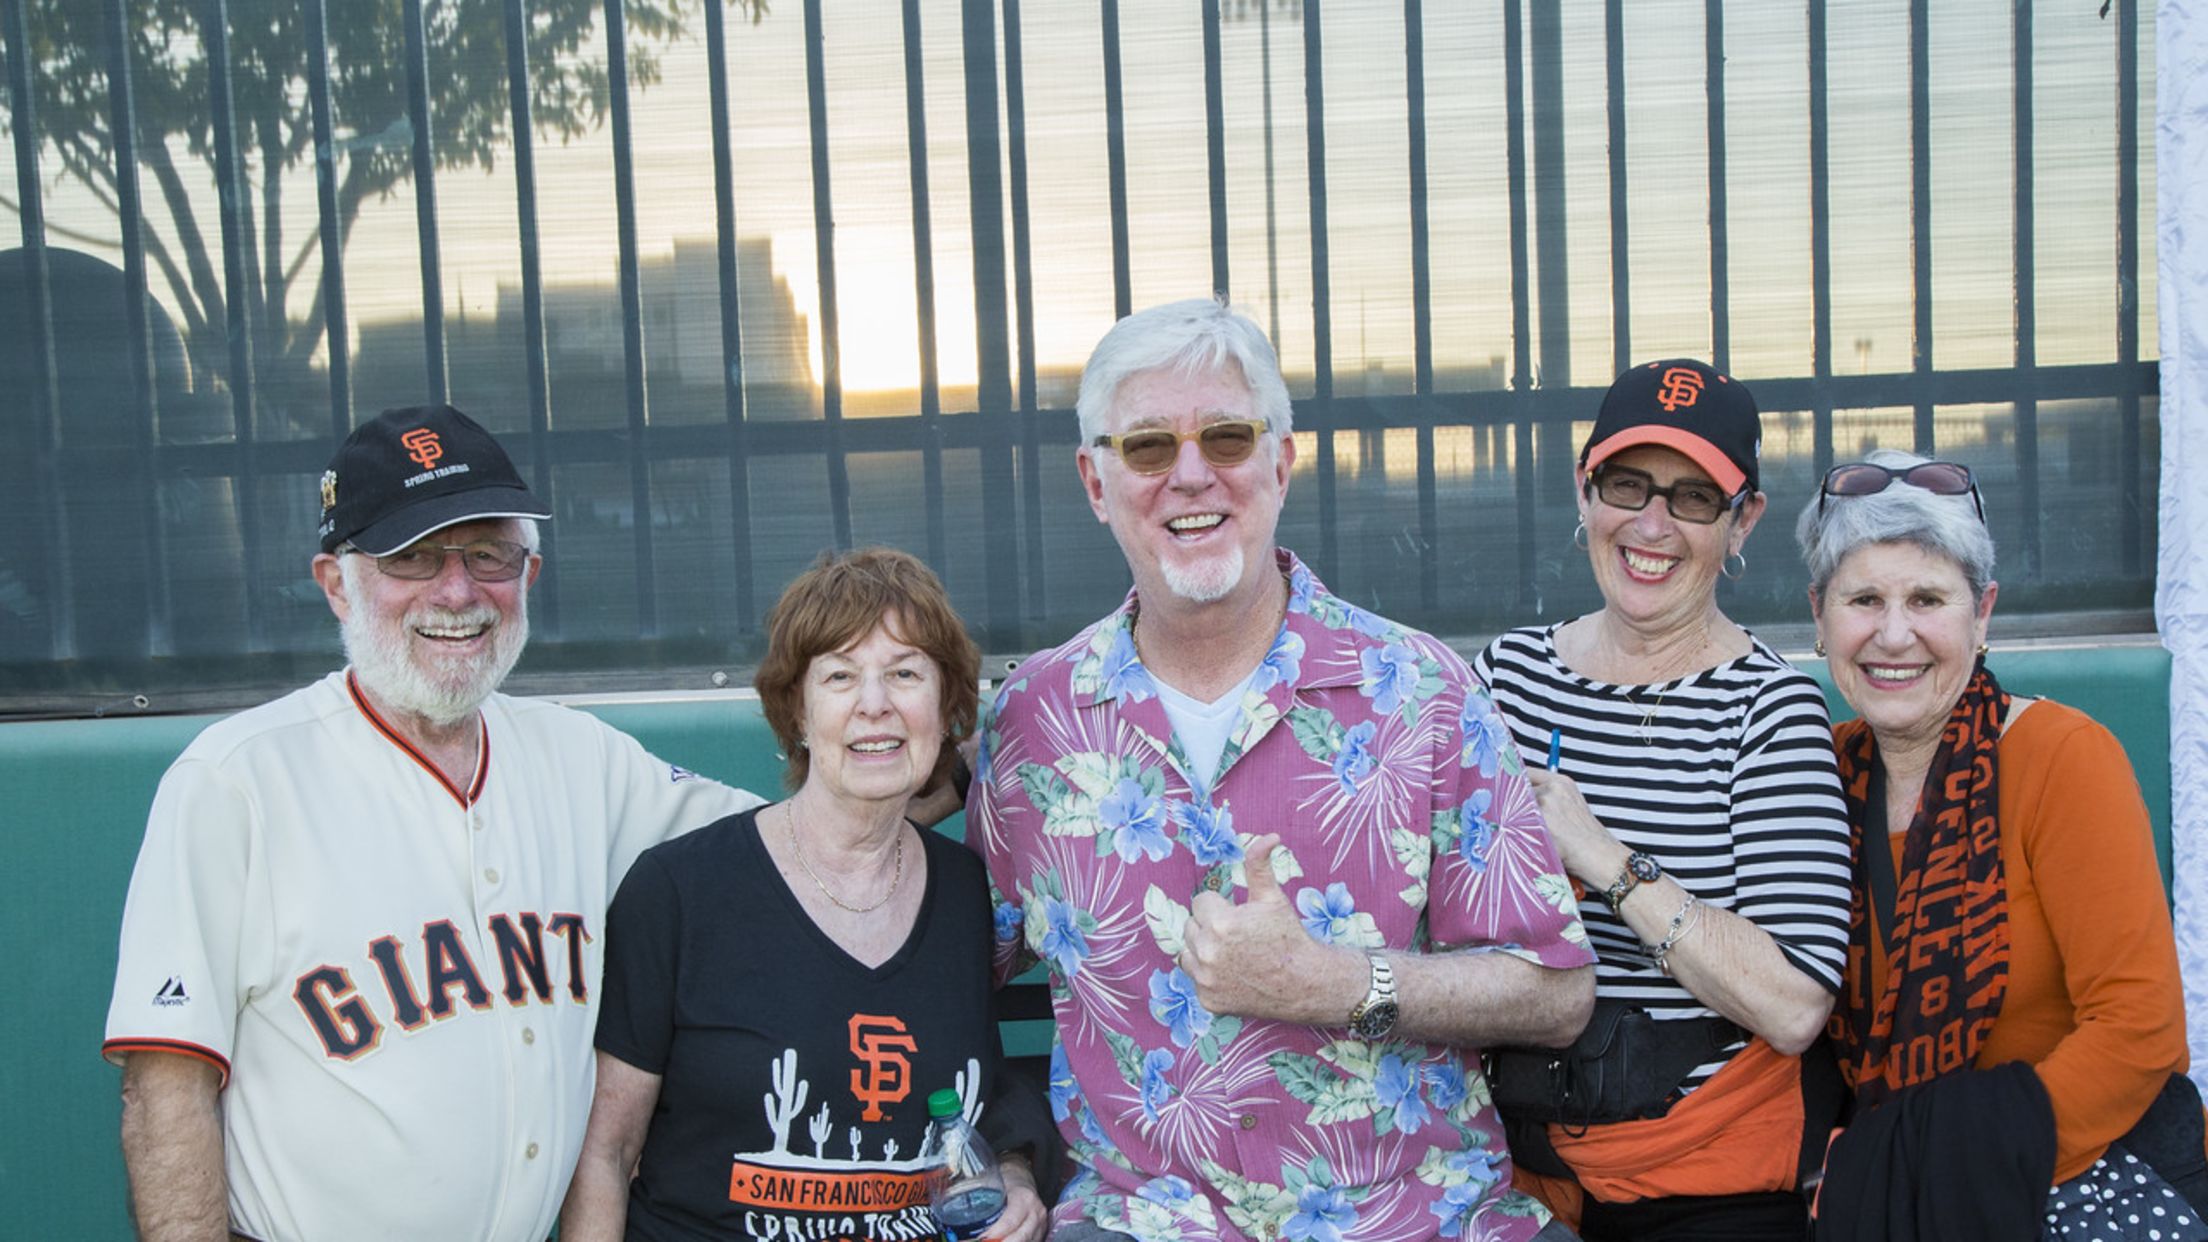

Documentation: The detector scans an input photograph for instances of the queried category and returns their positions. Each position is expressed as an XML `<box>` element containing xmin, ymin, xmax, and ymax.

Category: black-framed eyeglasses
<box><xmin>1818</xmin><ymin>460</ymin><xmax>1985</xmax><ymax>522</ymax></box>
<box><xmin>358</xmin><ymin>539</ymin><xmax>532</xmax><ymax>583</ymax></box>
<box><xmin>1585</xmin><ymin>464</ymin><xmax>1742</xmax><ymax>525</ymax></box>
<box><xmin>1090</xmin><ymin>419</ymin><xmax>1271</xmax><ymax>475</ymax></box>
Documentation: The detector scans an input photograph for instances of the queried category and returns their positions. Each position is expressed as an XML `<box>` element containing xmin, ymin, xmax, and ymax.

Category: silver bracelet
<box><xmin>1642</xmin><ymin>894</ymin><xmax>1702</xmax><ymax>976</ymax></box>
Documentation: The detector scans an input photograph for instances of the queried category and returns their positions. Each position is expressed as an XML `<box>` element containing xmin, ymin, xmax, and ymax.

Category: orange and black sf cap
<box><xmin>1579</xmin><ymin>359</ymin><xmax>1762</xmax><ymax>497</ymax></box>
<box><xmin>317</xmin><ymin>405</ymin><xmax>552</xmax><ymax>555</ymax></box>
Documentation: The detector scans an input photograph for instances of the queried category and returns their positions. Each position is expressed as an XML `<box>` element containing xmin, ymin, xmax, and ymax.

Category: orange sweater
<box><xmin>1852</xmin><ymin>698</ymin><xmax>2190</xmax><ymax>1183</ymax></box>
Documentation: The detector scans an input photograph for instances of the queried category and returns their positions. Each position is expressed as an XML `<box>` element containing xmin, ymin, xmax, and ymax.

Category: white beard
<box><xmin>1159</xmin><ymin>544</ymin><xmax>1245</xmax><ymax>605</ymax></box>
<box><xmin>339</xmin><ymin>558</ymin><xmax>528</xmax><ymax>727</ymax></box>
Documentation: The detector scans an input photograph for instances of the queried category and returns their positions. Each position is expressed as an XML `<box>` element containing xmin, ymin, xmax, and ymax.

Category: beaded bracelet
<box><xmin>1642</xmin><ymin>893</ymin><xmax>1702</xmax><ymax>976</ymax></box>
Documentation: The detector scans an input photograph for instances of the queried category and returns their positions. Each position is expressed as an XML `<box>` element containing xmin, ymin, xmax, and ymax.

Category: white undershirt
<box><xmin>1153</xmin><ymin>662</ymin><xmax>1264</xmax><ymax>793</ymax></box>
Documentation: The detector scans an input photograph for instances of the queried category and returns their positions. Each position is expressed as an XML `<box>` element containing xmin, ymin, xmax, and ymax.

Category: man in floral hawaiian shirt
<box><xmin>970</xmin><ymin>298</ymin><xmax>1596</xmax><ymax>1242</ymax></box>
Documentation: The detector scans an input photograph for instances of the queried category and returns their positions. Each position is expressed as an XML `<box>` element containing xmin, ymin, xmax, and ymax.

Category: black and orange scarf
<box><xmin>1830</xmin><ymin>659</ymin><xmax>2011</xmax><ymax>1109</ymax></box>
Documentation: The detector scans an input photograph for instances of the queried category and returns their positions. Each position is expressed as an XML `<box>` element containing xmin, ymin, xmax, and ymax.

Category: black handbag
<box><xmin>1486</xmin><ymin>998</ymin><xmax>1746</xmax><ymax>1129</ymax></box>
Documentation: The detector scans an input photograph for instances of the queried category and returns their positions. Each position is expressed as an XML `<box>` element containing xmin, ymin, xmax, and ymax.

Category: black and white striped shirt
<box><xmin>1475</xmin><ymin>623</ymin><xmax>1853</xmax><ymax>1089</ymax></box>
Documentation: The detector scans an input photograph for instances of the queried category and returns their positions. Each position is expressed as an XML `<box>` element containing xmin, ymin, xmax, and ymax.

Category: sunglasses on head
<box><xmin>1818</xmin><ymin>460</ymin><xmax>1985</xmax><ymax>522</ymax></box>
<box><xmin>1091</xmin><ymin>418</ymin><xmax>1271</xmax><ymax>475</ymax></box>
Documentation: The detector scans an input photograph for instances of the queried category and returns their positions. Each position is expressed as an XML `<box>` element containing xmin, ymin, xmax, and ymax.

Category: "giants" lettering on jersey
<box><xmin>290</xmin><ymin>910</ymin><xmax>590</xmax><ymax>1058</ymax></box>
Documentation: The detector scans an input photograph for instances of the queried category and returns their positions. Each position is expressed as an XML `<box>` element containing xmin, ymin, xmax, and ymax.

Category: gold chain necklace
<box><xmin>783</xmin><ymin>800</ymin><xmax>905</xmax><ymax>914</ymax></box>
<box><xmin>1617</xmin><ymin>627</ymin><xmax>1713</xmax><ymax>742</ymax></box>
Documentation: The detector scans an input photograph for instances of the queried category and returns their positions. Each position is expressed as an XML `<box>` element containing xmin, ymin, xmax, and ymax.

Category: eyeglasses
<box><xmin>1585</xmin><ymin>464</ymin><xmax>1741</xmax><ymax>525</ymax></box>
<box><xmin>1818</xmin><ymin>460</ymin><xmax>1984</xmax><ymax>522</ymax></box>
<box><xmin>359</xmin><ymin>538</ymin><xmax>532</xmax><ymax>583</ymax></box>
<box><xmin>1090</xmin><ymin>419</ymin><xmax>1271</xmax><ymax>475</ymax></box>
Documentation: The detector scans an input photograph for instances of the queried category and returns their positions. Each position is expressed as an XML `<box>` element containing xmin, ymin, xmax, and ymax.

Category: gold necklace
<box><xmin>1616</xmin><ymin>627</ymin><xmax>1714</xmax><ymax>742</ymax></box>
<box><xmin>783</xmin><ymin>801</ymin><xmax>905</xmax><ymax>914</ymax></box>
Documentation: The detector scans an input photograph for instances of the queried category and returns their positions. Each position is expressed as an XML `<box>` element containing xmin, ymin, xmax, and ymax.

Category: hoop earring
<box><xmin>1572</xmin><ymin>520</ymin><xmax>1589</xmax><ymax>552</ymax></box>
<box><xmin>1722</xmin><ymin>550</ymin><xmax>1747</xmax><ymax>580</ymax></box>
<box><xmin>1978</xmin><ymin>642</ymin><xmax>1991</xmax><ymax>658</ymax></box>
<box><xmin>1814</xmin><ymin>639</ymin><xmax>1826</xmax><ymax>658</ymax></box>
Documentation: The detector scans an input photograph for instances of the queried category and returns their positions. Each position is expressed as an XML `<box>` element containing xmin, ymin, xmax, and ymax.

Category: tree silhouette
<box><xmin>8</xmin><ymin>0</ymin><xmax>764</xmax><ymax>406</ymax></box>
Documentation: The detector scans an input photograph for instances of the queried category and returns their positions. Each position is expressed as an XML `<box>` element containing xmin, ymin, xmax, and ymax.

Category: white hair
<box><xmin>1795</xmin><ymin>447</ymin><xmax>1996</xmax><ymax>602</ymax></box>
<box><xmin>1075</xmin><ymin>297</ymin><xmax>1295</xmax><ymax>445</ymax></box>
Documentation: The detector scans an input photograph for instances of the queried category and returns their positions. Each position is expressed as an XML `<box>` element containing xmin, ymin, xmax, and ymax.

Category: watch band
<box><xmin>1602</xmin><ymin>851</ymin><xmax>1662</xmax><ymax>911</ymax></box>
<box><xmin>1347</xmin><ymin>954</ymin><xmax>1398</xmax><ymax>1040</ymax></box>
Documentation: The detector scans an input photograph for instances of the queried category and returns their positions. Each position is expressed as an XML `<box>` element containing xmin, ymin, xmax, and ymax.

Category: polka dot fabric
<box><xmin>2043</xmin><ymin>1145</ymin><xmax>2208</xmax><ymax>1240</ymax></box>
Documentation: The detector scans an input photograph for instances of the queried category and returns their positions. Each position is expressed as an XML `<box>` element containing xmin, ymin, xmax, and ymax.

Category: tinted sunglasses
<box><xmin>1818</xmin><ymin>460</ymin><xmax>1985</xmax><ymax>522</ymax></box>
<box><xmin>1091</xmin><ymin>419</ymin><xmax>1271</xmax><ymax>475</ymax></box>
<box><xmin>1585</xmin><ymin>464</ymin><xmax>1742</xmax><ymax>525</ymax></box>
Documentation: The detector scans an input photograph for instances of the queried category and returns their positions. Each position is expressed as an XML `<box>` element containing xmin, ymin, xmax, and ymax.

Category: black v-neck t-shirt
<box><xmin>597</xmin><ymin>807</ymin><xmax>1001</xmax><ymax>1242</ymax></box>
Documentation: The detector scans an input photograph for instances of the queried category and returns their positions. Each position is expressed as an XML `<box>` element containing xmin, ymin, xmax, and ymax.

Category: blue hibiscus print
<box><xmin>1101</xmin><ymin>778</ymin><xmax>1172</xmax><ymax>863</ymax></box>
<box><xmin>1294</xmin><ymin>882</ymin><xmax>1359</xmax><ymax>943</ymax></box>
<box><xmin>1425</xmin><ymin>1149</ymin><xmax>1504</xmax><ymax>1237</ymax></box>
<box><xmin>1099</xmin><ymin>626</ymin><xmax>1157</xmax><ymax>702</ymax></box>
<box><xmin>1169</xmin><ymin>798</ymin><xmax>1242</xmax><ymax>867</ymax></box>
<box><xmin>1148</xmin><ymin>967</ymin><xmax>1214</xmax><ymax>1048</ymax></box>
<box><xmin>1346</xmin><ymin>602</ymin><xmax>1393</xmax><ymax>638</ymax></box>
<box><xmin>1359</xmin><ymin>642</ymin><xmax>1422</xmax><ymax>715</ymax></box>
<box><xmin>1457</xmin><ymin>788</ymin><xmax>1498</xmax><ymax>871</ymax></box>
<box><xmin>1048</xmin><ymin>1043</ymin><xmax>1080</xmax><ymax>1121</ymax></box>
<box><xmin>992</xmin><ymin>900</ymin><xmax>1024</xmax><ymax>944</ymax></box>
<box><xmin>1373</xmin><ymin>1053</ymin><xmax>1431</xmax><ymax>1134</ymax></box>
<box><xmin>1041</xmin><ymin>896</ymin><xmax>1092</xmax><ymax>977</ymax></box>
<box><xmin>1137</xmin><ymin>1175</ymin><xmax>1197</xmax><ymax>1209</ymax></box>
<box><xmin>973</xmin><ymin>724</ymin><xmax>997</xmax><ymax>788</ymax></box>
<box><xmin>1332</xmin><ymin>720</ymin><xmax>1378</xmax><ymax>794</ymax></box>
<box><xmin>1284</xmin><ymin>1183</ymin><xmax>1358</xmax><ymax>1242</ymax></box>
<box><xmin>1139</xmin><ymin>1048</ymin><xmax>1177</xmax><ymax>1122</ymax></box>
<box><xmin>1252</xmin><ymin>627</ymin><xmax>1306</xmax><ymax>694</ymax></box>
<box><xmin>1288</xmin><ymin>566</ymin><xmax>1317</xmax><ymax>614</ymax></box>
<box><xmin>1460</xmin><ymin>693</ymin><xmax>1513</xmax><ymax>777</ymax></box>
<box><xmin>1424</xmin><ymin>1057</ymin><xmax>1469</xmax><ymax>1114</ymax></box>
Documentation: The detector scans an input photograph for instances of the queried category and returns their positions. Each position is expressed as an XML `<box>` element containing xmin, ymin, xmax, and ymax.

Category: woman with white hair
<box><xmin>1798</xmin><ymin>449</ymin><xmax>2206</xmax><ymax>1240</ymax></box>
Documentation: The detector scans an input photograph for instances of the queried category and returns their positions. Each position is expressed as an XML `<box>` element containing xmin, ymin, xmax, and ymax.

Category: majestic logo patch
<box><xmin>319</xmin><ymin>469</ymin><xmax>338</xmax><ymax>513</ymax></box>
<box><xmin>847</xmin><ymin>1014</ymin><xmax>917</xmax><ymax>1122</ymax></box>
<box><xmin>400</xmin><ymin>427</ymin><xmax>444</xmax><ymax>471</ymax></box>
<box><xmin>153</xmin><ymin>977</ymin><xmax>189</xmax><ymax>1007</ymax></box>
<box><xmin>1656</xmin><ymin>366</ymin><xmax>1706</xmax><ymax>413</ymax></box>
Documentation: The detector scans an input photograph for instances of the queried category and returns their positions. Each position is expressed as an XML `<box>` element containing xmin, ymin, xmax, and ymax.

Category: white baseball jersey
<box><xmin>103</xmin><ymin>670</ymin><xmax>765</xmax><ymax>1242</ymax></box>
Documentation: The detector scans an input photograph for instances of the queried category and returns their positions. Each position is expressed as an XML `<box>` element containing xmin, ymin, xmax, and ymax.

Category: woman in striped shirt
<box><xmin>1474</xmin><ymin>360</ymin><xmax>1852</xmax><ymax>1241</ymax></box>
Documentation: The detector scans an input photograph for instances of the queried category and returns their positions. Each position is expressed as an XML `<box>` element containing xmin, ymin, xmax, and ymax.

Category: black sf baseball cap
<box><xmin>317</xmin><ymin>405</ymin><xmax>552</xmax><ymax>555</ymax></box>
<box><xmin>1579</xmin><ymin>359</ymin><xmax>1762</xmax><ymax>496</ymax></box>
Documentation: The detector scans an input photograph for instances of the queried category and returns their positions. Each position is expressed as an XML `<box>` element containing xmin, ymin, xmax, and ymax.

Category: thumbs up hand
<box><xmin>1178</xmin><ymin>835</ymin><xmax>1365</xmax><ymax>1024</ymax></box>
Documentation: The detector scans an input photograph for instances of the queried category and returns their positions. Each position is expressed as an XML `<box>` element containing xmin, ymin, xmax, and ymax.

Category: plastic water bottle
<box><xmin>918</xmin><ymin>1088</ymin><xmax>1006</xmax><ymax>1241</ymax></box>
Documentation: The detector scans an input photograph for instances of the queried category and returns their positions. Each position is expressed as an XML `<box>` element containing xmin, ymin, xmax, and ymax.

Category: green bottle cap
<box><xmin>927</xmin><ymin>1088</ymin><xmax>963</xmax><ymax>1119</ymax></box>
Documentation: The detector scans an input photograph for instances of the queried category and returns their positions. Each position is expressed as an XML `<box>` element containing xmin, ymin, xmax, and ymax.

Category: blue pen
<box><xmin>1547</xmin><ymin>727</ymin><xmax>1563</xmax><ymax>771</ymax></box>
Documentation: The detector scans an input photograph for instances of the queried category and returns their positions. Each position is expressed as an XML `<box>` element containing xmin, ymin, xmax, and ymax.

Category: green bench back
<box><xmin>0</xmin><ymin>645</ymin><xmax>2170</xmax><ymax>1238</ymax></box>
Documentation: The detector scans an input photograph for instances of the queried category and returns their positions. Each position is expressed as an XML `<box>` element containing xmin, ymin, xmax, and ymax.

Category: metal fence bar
<box><xmin>702</xmin><ymin>0</ymin><xmax>755</xmax><ymax>632</ymax></box>
<box><xmin>801</xmin><ymin>0</ymin><xmax>853</xmax><ymax>552</ymax></box>
<box><xmin>961</xmin><ymin>0</ymin><xmax>1023</xmax><ymax>647</ymax></box>
<box><xmin>104</xmin><ymin>0</ymin><xmax>170</xmax><ymax>654</ymax></box>
<box><xmin>1403</xmin><ymin>0</ymin><xmax>1438</xmax><ymax>611</ymax></box>
<box><xmin>1807</xmin><ymin>0</ymin><xmax>1833</xmax><ymax>477</ymax></box>
<box><xmin>1202</xmin><ymin>0</ymin><xmax>1229</xmax><ymax>297</ymax></box>
<box><xmin>2116</xmin><ymin>0</ymin><xmax>2141</xmax><ymax>576</ymax></box>
<box><xmin>501</xmin><ymin>0</ymin><xmax>562</xmax><ymax>631</ymax></box>
<box><xmin>3</xmin><ymin>0</ymin><xmax>72</xmax><ymax>661</ymax></box>
<box><xmin>1259</xmin><ymin>2</ymin><xmax>1282</xmax><ymax>341</ymax></box>
<box><xmin>1504</xmin><ymin>0</ymin><xmax>1537</xmax><ymax>609</ymax></box>
<box><xmin>1304</xmin><ymin>0</ymin><xmax>1337</xmax><ymax>579</ymax></box>
<box><xmin>900</xmin><ymin>0</ymin><xmax>948</xmax><ymax>570</ymax></box>
<box><xmin>2012</xmin><ymin>0</ymin><xmax>2040</xmax><ymax>577</ymax></box>
<box><xmin>1705</xmin><ymin>0</ymin><xmax>1729</xmax><ymax>371</ymax></box>
<box><xmin>401</xmin><ymin>0</ymin><xmax>448</xmax><ymax>404</ymax></box>
<box><xmin>1908</xmin><ymin>0</ymin><xmax>1933</xmax><ymax>453</ymax></box>
<box><xmin>1100</xmin><ymin>0</ymin><xmax>1131</xmax><ymax>319</ymax></box>
<box><xmin>1605</xmin><ymin>0</ymin><xmax>1630</xmax><ymax>376</ymax></box>
<box><xmin>203</xmin><ymin>0</ymin><xmax>263</xmax><ymax>649</ymax></box>
<box><xmin>1003</xmin><ymin>0</ymin><xmax>1048</xmax><ymax>620</ymax></box>
<box><xmin>605</xmin><ymin>0</ymin><xmax>662</xmax><ymax>632</ymax></box>
<box><xmin>302</xmin><ymin>0</ymin><xmax>351</xmax><ymax>442</ymax></box>
<box><xmin>1529</xmin><ymin>0</ymin><xmax>1571</xmax><ymax>503</ymax></box>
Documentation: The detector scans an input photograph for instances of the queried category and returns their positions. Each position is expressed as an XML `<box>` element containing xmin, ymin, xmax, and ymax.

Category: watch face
<box><xmin>1352</xmin><ymin>1000</ymin><xmax>1400</xmax><ymax>1040</ymax></box>
<box><xmin>1628</xmin><ymin>853</ymin><xmax>1663</xmax><ymax>883</ymax></box>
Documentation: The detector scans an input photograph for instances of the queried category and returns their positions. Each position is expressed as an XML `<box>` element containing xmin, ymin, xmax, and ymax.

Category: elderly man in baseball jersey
<box><xmin>104</xmin><ymin>406</ymin><xmax>791</xmax><ymax>1242</ymax></box>
<box><xmin>970</xmin><ymin>299</ymin><xmax>1597</xmax><ymax>1242</ymax></box>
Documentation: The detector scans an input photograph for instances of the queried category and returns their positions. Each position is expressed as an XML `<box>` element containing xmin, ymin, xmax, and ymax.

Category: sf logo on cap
<box><xmin>401</xmin><ymin>427</ymin><xmax>444</xmax><ymax>470</ymax></box>
<box><xmin>1656</xmin><ymin>367</ymin><xmax>1706</xmax><ymax>413</ymax></box>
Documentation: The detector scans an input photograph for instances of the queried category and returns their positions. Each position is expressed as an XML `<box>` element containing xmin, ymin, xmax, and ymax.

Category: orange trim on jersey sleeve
<box><xmin>345</xmin><ymin>670</ymin><xmax>487</xmax><ymax>808</ymax></box>
<box><xmin>102</xmin><ymin>1037</ymin><xmax>232</xmax><ymax>1088</ymax></box>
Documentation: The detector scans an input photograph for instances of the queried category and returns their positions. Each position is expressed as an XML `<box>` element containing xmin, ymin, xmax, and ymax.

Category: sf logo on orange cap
<box><xmin>401</xmin><ymin>428</ymin><xmax>444</xmax><ymax>470</ymax></box>
<box><xmin>1656</xmin><ymin>367</ymin><xmax>1706</xmax><ymax>413</ymax></box>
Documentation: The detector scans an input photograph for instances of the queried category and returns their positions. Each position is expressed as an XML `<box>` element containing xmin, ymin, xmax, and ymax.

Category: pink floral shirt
<box><xmin>971</xmin><ymin>553</ymin><xmax>1593</xmax><ymax>1242</ymax></box>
